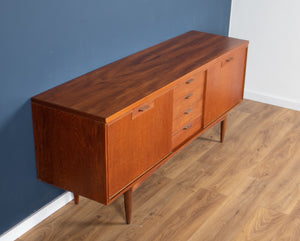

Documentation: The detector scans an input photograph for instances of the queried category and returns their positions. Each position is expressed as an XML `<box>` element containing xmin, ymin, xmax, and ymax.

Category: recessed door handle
<box><xmin>132</xmin><ymin>101</ymin><xmax>154</xmax><ymax>119</ymax></box>
<box><xmin>138</xmin><ymin>105</ymin><xmax>150</xmax><ymax>112</ymax></box>
<box><xmin>186</xmin><ymin>78</ymin><xmax>194</xmax><ymax>84</ymax></box>
<box><xmin>225</xmin><ymin>57</ymin><xmax>233</xmax><ymax>62</ymax></box>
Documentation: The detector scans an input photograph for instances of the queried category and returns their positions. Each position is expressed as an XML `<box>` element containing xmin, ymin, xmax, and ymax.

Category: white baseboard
<box><xmin>0</xmin><ymin>192</ymin><xmax>74</xmax><ymax>241</ymax></box>
<box><xmin>244</xmin><ymin>89</ymin><xmax>300</xmax><ymax>112</ymax></box>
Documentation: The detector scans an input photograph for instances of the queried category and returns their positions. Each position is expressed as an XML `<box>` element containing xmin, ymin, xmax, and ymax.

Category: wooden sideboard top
<box><xmin>32</xmin><ymin>31</ymin><xmax>248</xmax><ymax>123</ymax></box>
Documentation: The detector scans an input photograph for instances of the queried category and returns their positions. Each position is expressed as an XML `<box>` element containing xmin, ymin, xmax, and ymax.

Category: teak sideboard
<box><xmin>31</xmin><ymin>31</ymin><xmax>249</xmax><ymax>224</ymax></box>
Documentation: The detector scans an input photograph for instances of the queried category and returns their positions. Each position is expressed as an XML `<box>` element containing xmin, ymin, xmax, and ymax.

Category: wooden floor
<box><xmin>19</xmin><ymin>100</ymin><xmax>300</xmax><ymax>241</ymax></box>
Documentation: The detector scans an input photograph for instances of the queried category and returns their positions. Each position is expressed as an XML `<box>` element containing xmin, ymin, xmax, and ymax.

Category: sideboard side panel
<box><xmin>32</xmin><ymin>102</ymin><xmax>107</xmax><ymax>204</ymax></box>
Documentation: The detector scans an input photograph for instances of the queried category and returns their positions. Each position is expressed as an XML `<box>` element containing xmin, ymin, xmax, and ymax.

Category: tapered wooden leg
<box><xmin>124</xmin><ymin>188</ymin><xmax>133</xmax><ymax>224</ymax></box>
<box><xmin>221</xmin><ymin>116</ymin><xmax>227</xmax><ymax>143</ymax></box>
<box><xmin>74</xmin><ymin>193</ymin><xmax>79</xmax><ymax>204</ymax></box>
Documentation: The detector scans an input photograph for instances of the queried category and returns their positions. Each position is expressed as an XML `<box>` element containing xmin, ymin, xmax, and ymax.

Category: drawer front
<box><xmin>175</xmin><ymin>70</ymin><xmax>205</xmax><ymax>88</ymax></box>
<box><xmin>172</xmin><ymin>116</ymin><xmax>202</xmax><ymax>149</ymax></box>
<box><xmin>173</xmin><ymin>70</ymin><xmax>205</xmax><ymax>134</ymax></box>
<box><xmin>173</xmin><ymin>100</ymin><xmax>202</xmax><ymax>133</ymax></box>
<box><xmin>174</xmin><ymin>71</ymin><xmax>205</xmax><ymax>103</ymax></box>
<box><xmin>174</xmin><ymin>73</ymin><xmax>204</xmax><ymax>102</ymax></box>
<box><xmin>173</xmin><ymin>87</ymin><xmax>203</xmax><ymax>119</ymax></box>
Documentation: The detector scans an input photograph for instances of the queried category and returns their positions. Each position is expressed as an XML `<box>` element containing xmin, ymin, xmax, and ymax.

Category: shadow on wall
<box><xmin>0</xmin><ymin>100</ymin><xmax>63</xmax><ymax>234</ymax></box>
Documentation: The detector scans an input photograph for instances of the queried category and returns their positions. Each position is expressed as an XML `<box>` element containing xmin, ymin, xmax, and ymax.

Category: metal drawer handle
<box><xmin>138</xmin><ymin>105</ymin><xmax>150</xmax><ymax>112</ymax></box>
<box><xmin>186</xmin><ymin>78</ymin><xmax>194</xmax><ymax>84</ymax></box>
<box><xmin>184</xmin><ymin>108</ymin><xmax>193</xmax><ymax>114</ymax></box>
<box><xmin>183</xmin><ymin>124</ymin><xmax>192</xmax><ymax>130</ymax></box>
<box><xmin>185</xmin><ymin>93</ymin><xmax>193</xmax><ymax>99</ymax></box>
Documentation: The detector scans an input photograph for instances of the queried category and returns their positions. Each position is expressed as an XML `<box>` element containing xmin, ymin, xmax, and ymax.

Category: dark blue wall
<box><xmin>0</xmin><ymin>0</ymin><xmax>231</xmax><ymax>235</ymax></box>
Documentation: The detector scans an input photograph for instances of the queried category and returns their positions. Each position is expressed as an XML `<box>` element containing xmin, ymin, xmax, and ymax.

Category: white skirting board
<box><xmin>244</xmin><ymin>89</ymin><xmax>300</xmax><ymax>112</ymax></box>
<box><xmin>0</xmin><ymin>192</ymin><xmax>74</xmax><ymax>241</ymax></box>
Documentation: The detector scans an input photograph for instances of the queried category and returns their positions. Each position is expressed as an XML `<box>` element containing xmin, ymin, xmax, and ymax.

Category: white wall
<box><xmin>230</xmin><ymin>0</ymin><xmax>300</xmax><ymax>111</ymax></box>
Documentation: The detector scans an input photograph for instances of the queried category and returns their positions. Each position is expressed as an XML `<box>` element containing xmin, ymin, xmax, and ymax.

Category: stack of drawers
<box><xmin>172</xmin><ymin>70</ymin><xmax>205</xmax><ymax>148</ymax></box>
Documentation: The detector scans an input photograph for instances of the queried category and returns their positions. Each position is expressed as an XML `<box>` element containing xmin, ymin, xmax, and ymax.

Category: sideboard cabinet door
<box><xmin>203</xmin><ymin>47</ymin><xmax>247</xmax><ymax>127</ymax></box>
<box><xmin>107</xmin><ymin>91</ymin><xmax>173</xmax><ymax>198</ymax></box>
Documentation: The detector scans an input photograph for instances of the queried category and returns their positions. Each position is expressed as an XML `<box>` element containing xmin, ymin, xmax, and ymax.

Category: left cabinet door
<box><xmin>107</xmin><ymin>91</ymin><xmax>173</xmax><ymax>198</ymax></box>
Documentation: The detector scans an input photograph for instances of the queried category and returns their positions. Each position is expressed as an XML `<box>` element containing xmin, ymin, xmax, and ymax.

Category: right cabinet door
<box><xmin>203</xmin><ymin>47</ymin><xmax>247</xmax><ymax>127</ymax></box>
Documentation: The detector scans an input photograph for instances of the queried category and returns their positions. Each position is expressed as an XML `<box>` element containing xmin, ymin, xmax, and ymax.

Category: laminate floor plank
<box><xmin>187</xmin><ymin>177</ymin><xmax>268</xmax><ymax>241</ymax></box>
<box><xmin>232</xmin><ymin>206</ymin><xmax>287</xmax><ymax>241</ymax></box>
<box><xmin>271</xmin><ymin>218</ymin><xmax>300</xmax><ymax>241</ymax></box>
<box><xmin>270</xmin><ymin>202</ymin><xmax>300</xmax><ymax>241</ymax></box>
<box><xmin>19</xmin><ymin>100</ymin><xmax>300</xmax><ymax>241</ymax></box>
<box><xmin>183</xmin><ymin>106</ymin><xmax>294</xmax><ymax>196</ymax></box>
<box><xmin>108</xmin><ymin>180</ymin><xmax>201</xmax><ymax>241</ymax></box>
<box><xmin>290</xmin><ymin>201</ymin><xmax>300</xmax><ymax>219</ymax></box>
<box><xmin>70</xmin><ymin>174</ymin><xmax>174</xmax><ymax>241</ymax></box>
<box><xmin>154</xmin><ymin>136</ymin><xmax>219</xmax><ymax>180</ymax></box>
<box><xmin>142</xmin><ymin>188</ymin><xmax>226</xmax><ymax>241</ymax></box>
<box><xmin>250</xmin><ymin>120</ymin><xmax>300</xmax><ymax>214</ymax></box>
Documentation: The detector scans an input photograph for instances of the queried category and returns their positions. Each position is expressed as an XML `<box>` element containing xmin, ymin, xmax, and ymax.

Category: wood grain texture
<box><xmin>142</xmin><ymin>188</ymin><xmax>226</xmax><ymax>241</ymax></box>
<box><xmin>203</xmin><ymin>47</ymin><xmax>247</xmax><ymax>127</ymax></box>
<box><xmin>32</xmin><ymin>31</ymin><xmax>248</xmax><ymax>122</ymax></box>
<box><xmin>30</xmin><ymin>31</ymin><xmax>248</xmax><ymax>225</ymax></box>
<box><xmin>22</xmin><ymin>100</ymin><xmax>300</xmax><ymax>241</ymax></box>
<box><xmin>32</xmin><ymin>102</ymin><xmax>107</xmax><ymax>204</ymax></box>
<box><xmin>232</xmin><ymin>207</ymin><xmax>286</xmax><ymax>241</ymax></box>
<box><xmin>172</xmin><ymin>116</ymin><xmax>202</xmax><ymax>149</ymax></box>
<box><xmin>107</xmin><ymin>91</ymin><xmax>173</xmax><ymax>197</ymax></box>
<box><xmin>172</xmin><ymin>70</ymin><xmax>205</xmax><ymax>127</ymax></box>
<box><xmin>172</xmin><ymin>100</ymin><xmax>202</xmax><ymax>132</ymax></box>
<box><xmin>172</xmin><ymin>70</ymin><xmax>205</xmax><ymax>148</ymax></box>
